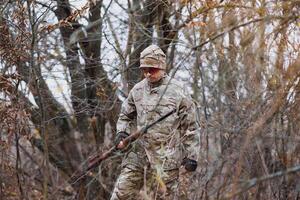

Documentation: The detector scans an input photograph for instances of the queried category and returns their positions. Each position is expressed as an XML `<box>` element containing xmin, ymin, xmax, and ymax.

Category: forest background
<box><xmin>0</xmin><ymin>0</ymin><xmax>299</xmax><ymax>199</ymax></box>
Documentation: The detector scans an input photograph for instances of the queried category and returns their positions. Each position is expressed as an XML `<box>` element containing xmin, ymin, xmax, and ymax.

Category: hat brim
<box><xmin>139</xmin><ymin>64</ymin><xmax>163</xmax><ymax>69</ymax></box>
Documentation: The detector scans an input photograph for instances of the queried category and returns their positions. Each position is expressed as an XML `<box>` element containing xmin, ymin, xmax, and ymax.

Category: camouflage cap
<box><xmin>140</xmin><ymin>44</ymin><xmax>166</xmax><ymax>70</ymax></box>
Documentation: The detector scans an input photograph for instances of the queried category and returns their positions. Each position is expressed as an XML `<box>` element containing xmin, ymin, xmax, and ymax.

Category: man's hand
<box><xmin>181</xmin><ymin>158</ymin><xmax>197</xmax><ymax>172</ymax></box>
<box><xmin>114</xmin><ymin>131</ymin><xmax>129</xmax><ymax>149</ymax></box>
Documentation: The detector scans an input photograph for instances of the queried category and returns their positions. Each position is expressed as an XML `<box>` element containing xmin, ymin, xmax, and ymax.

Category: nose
<box><xmin>145</xmin><ymin>72</ymin><xmax>151</xmax><ymax>77</ymax></box>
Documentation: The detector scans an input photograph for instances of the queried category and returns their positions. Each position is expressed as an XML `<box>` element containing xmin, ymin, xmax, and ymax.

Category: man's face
<box><xmin>142</xmin><ymin>67</ymin><xmax>165</xmax><ymax>83</ymax></box>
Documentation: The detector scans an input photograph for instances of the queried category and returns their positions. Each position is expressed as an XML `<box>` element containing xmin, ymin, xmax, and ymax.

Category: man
<box><xmin>110</xmin><ymin>44</ymin><xmax>199</xmax><ymax>200</ymax></box>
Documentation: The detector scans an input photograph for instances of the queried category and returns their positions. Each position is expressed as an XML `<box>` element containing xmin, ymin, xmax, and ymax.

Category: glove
<box><xmin>181</xmin><ymin>157</ymin><xmax>197</xmax><ymax>172</ymax></box>
<box><xmin>114</xmin><ymin>131</ymin><xmax>129</xmax><ymax>146</ymax></box>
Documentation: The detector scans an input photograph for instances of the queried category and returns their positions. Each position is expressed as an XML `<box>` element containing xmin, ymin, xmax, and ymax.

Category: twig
<box><xmin>15</xmin><ymin>131</ymin><xmax>25</xmax><ymax>199</ymax></box>
<box><xmin>192</xmin><ymin>15</ymin><xmax>299</xmax><ymax>50</ymax></box>
<box><xmin>0</xmin><ymin>0</ymin><xmax>10</xmax><ymax>15</ymax></box>
<box><xmin>224</xmin><ymin>164</ymin><xmax>300</xmax><ymax>199</ymax></box>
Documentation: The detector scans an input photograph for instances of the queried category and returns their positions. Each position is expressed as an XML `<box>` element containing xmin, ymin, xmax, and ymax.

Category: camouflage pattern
<box><xmin>110</xmin><ymin>155</ymin><xmax>181</xmax><ymax>200</ymax></box>
<box><xmin>110</xmin><ymin>74</ymin><xmax>199</xmax><ymax>200</ymax></box>
<box><xmin>140</xmin><ymin>44</ymin><xmax>167</xmax><ymax>70</ymax></box>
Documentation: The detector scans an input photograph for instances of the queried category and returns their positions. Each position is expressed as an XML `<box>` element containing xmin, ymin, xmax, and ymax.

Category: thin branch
<box><xmin>224</xmin><ymin>164</ymin><xmax>300</xmax><ymax>199</ymax></box>
<box><xmin>192</xmin><ymin>15</ymin><xmax>299</xmax><ymax>50</ymax></box>
<box><xmin>0</xmin><ymin>0</ymin><xmax>10</xmax><ymax>15</ymax></box>
<box><xmin>15</xmin><ymin>131</ymin><xmax>25</xmax><ymax>199</ymax></box>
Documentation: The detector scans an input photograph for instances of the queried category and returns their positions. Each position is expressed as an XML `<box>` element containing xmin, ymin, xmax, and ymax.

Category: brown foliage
<box><xmin>0</xmin><ymin>0</ymin><xmax>299</xmax><ymax>199</ymax></box>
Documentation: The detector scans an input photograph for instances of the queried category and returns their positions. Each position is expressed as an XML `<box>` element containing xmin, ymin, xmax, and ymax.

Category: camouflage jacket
<box><xmin>117</xmin><ymin>75</ymin><xmax>199</xmax><ymax>169</ymax></box>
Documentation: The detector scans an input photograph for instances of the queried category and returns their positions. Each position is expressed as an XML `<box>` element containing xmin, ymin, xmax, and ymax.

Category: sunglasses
<box><xmin>142</xmin><ymin>68</ymin><xmax>160</xmax><ymax>74</ymax></box>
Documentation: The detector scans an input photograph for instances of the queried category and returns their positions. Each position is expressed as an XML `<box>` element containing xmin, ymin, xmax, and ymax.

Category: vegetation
<box><xmin>0</xmin><ymin>0</ymin><xmax>299</xmax><ymax>199</ymax></box>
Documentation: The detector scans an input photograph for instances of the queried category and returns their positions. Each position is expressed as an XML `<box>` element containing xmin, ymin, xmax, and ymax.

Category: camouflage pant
<box><xmin>110</xmin><ymin>163</ymin><xmax>191</xmax><ymax>200</ymax></box>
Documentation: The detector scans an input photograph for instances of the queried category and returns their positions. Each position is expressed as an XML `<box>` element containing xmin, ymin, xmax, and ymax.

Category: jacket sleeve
<box><xmin>178</xmin><ymin>88</ymin><xmax>200</xmax><ymax>161</ymax></box>
<box><xmin>116</xmin><ymin>90</ymin><xmax>137</xmax><ymax>135</ymax></box>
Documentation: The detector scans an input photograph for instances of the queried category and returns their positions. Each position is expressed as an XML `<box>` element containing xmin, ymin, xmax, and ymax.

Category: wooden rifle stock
<box><xmin>70</xmin><ymin>109</ymin><xmax>176</xmax><ymax>185</ymax></box>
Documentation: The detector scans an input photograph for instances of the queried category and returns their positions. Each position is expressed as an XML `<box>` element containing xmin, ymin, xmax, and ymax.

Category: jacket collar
<box><xmin>147</xmin><ymin>74</ymin><xmax>168</xmax><ymax>89</ymax></box>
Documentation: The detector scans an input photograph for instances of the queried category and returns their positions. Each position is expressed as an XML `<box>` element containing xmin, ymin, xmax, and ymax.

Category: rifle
<box><xmin>70</xmin><ymin>108</ymin><xmax>176</xmax><ymax>185</ymax></box>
